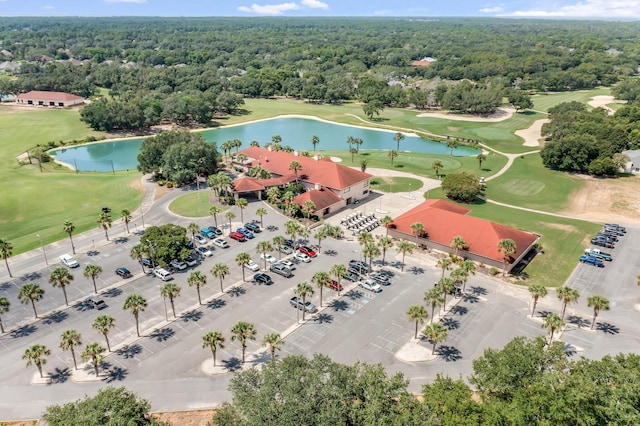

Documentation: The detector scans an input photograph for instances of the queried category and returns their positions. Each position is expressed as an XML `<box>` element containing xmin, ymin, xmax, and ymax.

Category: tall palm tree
<box><xmin>378</xmin><ymin>237</ymin><xmax>393</xmax><ymax>265</ymax></box>
<box><xmin>406</xmin><ymin>305</ymin><xmax>428</xmax><ymax>339</ymax></box>
<box><xmin>188</xmin><ymin>222</ymin><xmax>200</xmax><ymax>243</ymax></box>
<box><xmin>285</xmin><ymin>220</ymin><xmax>300</xmax><ymax>245</ymax></box>
<box><xmin>0</xmin><ymin>238</ymin><xmax>13</xmax><ymax>277</ymax></box>
<box><xmin>330</xmin><ymin>264</ymin><xmax>347</xmax><ymax>296</ymax></box>
<box><xmin>314</xmin><ymin>228</ymin><xmax>328</xmax><ymax>250</ymax></box>
<box><xmin>459</xmin><ymin>260</ymin><xmax>476</xmax><ymax>293</ymax></box>
<box><xmin>357</xmin><ymin>231</ymin><xmax>374</xmax><ymax>248</ymax></box>
<box><xmin>59</xmin><ymin>329</ymin><xmax>82</xmax><ymax>370</ymax></box>
<box><xmin>121</xmin><ymin>209</ymin><xmax>132</xmax><ymax>234</ymax></box>
<box><xmin>446</xmin><ymin>140</ymin><xmax>458</xmax><ymax>156</ymax></box>
<box><xmin>311</xmin><ymin>271</ymin><xmax>331</xmax><ymax>307</ymax></box>
<box><xmin>311</xmin><ymin>135</ymin><xmax>320</xmax><ymax>151</ymax></box>
<box><xmin>360</xmin><ymin>159</ymin><xmax>369</xmax><ymax>173</ymax></box>
<box><xmin>202</xmin><ymin>331</ymin><xmax>225</xmax><ymax>367</ymax></box>
<box><xmin>410</xmin><ymin>222</ymin><xmax>425</xmax><ymax>246</ymax></box>
<box><xmin>497</xmin><ymin>238</ymin><xmax>517</xmax><ymax>276</ymax></box>
<box><xmin>528</xmin><ymin>283</ymin><xmax>548</xmax><ymax>317</ymax></box>
<box><xmin>123</xmin><ymin>294</ymin><xmax>148</xmax><ymax>337</ymax></box>
<box><xmin>396</xmin><ymin>240</ymin><xmax>414</xmax><ymax>272</ymax></box>
<box><xmin>97</xmin><ymin>211</ymin><xmax>112</xmax><ymax>241</ymax></box>
<box><xmin>381</xmin><ymin>215</ymin><xmax>393</xmax><ymax>236</ymax></box>
<box><xmin>436</xmin><ymin>255</ymin><xmax>452</xmax><ymax>278</ymax></box>
<box><xmin>302</xmin><ymin>201</ymin><xmax>316</xmax><ymax>219</ymax></box>
<box><xmin>160</xmin><ymin>283</ymin><xmax>181</xmax><ymax>318</ymax></box>
<box><xmin>542</xmin><ymin>313</ymin><xmax>564</xmax><ymax>344</ymax></box>
<box><xmin>49</xmin><ymin>267</ymin><xmax>74</xmax><ymax>306</ymax></box>
<box><xmin>225</xmin><ymin>211</ymin><xmax>236</xmax><ymax>231</ymax></box>
<box><xmin>256</xmin><ymin>241</ymin><xmax>273</xmax><ymax>271</ymax></box>
<box><xmin>23</xmin><ymin>344</ymin><xmax>51</xmax><ymax>378</ymax></box>
<box><xmin>363</xmin><ymin>242</ymin><xmax>380</xmax><ymax>275</ymax></box>
<box><xmin>346</xmin><ymin>135</ymin><xmax>355</xmax><ymax>151</ymax></box>
<box><xmin>0</xmin><ymin>297</ymin><xmax>9</xmax><ymax>333</ymax></box>
<box><xmin>354</xmin><ymin>137</ymin><xmax>363</xmax><ymax>152</ymax></box>
<box><xmin>262</xmin><ymin>332</ymin><xmax>285</xmax><ymax>361</ymax></box>
<box><xmin>211</xmin><ymin>262</ymin><xmax>230</xmax><ymax>293</ymax></box>
<box><xmin>230</xmin><ymin>321</ymin><xmax>257</xmax><ymax>364</ymax></box>
<box><xmin>234</xmin><ymin>253</ymin><xmax>250</xmax><ymax>282</ymax></box>
<box><xmin>431</xmin><ymin>160</ymin><xmax>444</xmax><ymax>178</ymax></box>
<box><xmin>63</xmin><ymin>220</ymin><xmax>76</xmax><ymax>254</ymax></box>
<box><xmin>19</xmin><ymin>282</ymin><xmax>45</xmax><ymax>318</ymax></box>
<box><xmin>288</xmin><ymin>161</ymin><xmax>302</xmax><ymax>183</ymax></box>
<box><xmin>91</xmin><ymin>315</ymin><xmax>115</xmax><ymax>352</ymax></box>
<box><xmin>272</xmin><ymin>134</ymin><xmax>282</xmax><ymax>145</ymax></box>
<box><xmin>450</xmin><ymin>235</ymin><xmax>467</xmax><ymax>259</ymax></box>
<box><xmin>272</xmin><ymin>235</ymin><xmax>285</xmax><ymax>260</ymax></box>
<box><xmin>188</xmin><ymin>271</ymin><xmax>207</xmax><ymax>305</ymax></box>
<box><xmin>130</xmin><ymin>244</ymin><xmax>146</xmax><ymax>273</ymax></box>
<box><xmin>233</xmin><ymin>138</ymin><xmax>242</xmax><ymax>153</ymax></box>
<box><xmin>556</xmin><ymin>286</ymin><xmax>580</xmax><ymax>320</ymax></box>
<box><xmin>393</xmin><ymin>132</ymin><xmax>405</xmax><ymax>152</ymax></box>
<box><xmin>266</xmin><ymin>187</ymin><xmax>282</xmax><ymax>204</ymax></box>
<box><xmin>235</xmin><ymin>197</ymin><xmax>248</xmax><ymax>222</ymax></box>
<box><xmin>388</xmin><ymin>150</ymin><xmax>398</xmax><ymax>166</ymax></box>
<box><xmin>477</xmin><ymin>153</ymin><xmax>487</xmax><ymax>170</ymax></box>
<box><xmin>587</xmin><ymin>295</ymin><xmax>610</xmax><ymax>330</ymax></box>
<box><xmin>81</xmin><ymin>342</ymin><xmax>106</xmax><ymax>377</ymax></box>
<box><xmin>423</xmin><ymin>323</ymin><xmax>448</xmax><ymax>355</ymax></box>
<box><xmin>83</xmin><ymin>264</ymin><xmax>103</xmax><ymax>294</ymax></box>
<box><xmin>255</xmin><ymin>207</ymin><xmax>268</xmax><ymax>228</ymax></box>
<box><xmin>450</xmin><ymin>268</ymin><xmax>468</xmax><ymax>294</ymax></box>
<box><xmin>294</xmin><ymin>282</ymin><xmax>314</xmax><ymax>322</ymax></box>
<box><xmin>438</xmin><ymin>277</ymin><xmax>455</xmax><ymax>311</ymax></box>
<box><xmin>424</xmin><ymin>287</ymin><xmax>444</xmax><ymax>323</ymax></box>
<box><xmin>349</xmin><ymin>147</ymin><xmax>358</xmax><ymax>163</ymax></box>
<box><xmin>209</xmin><ymin>206</ymin><xmax>222</xmax><ymax>228</ymax></box>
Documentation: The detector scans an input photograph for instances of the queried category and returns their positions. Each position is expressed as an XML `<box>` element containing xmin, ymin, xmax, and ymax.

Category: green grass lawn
<box><xmin>168</xmin><ymin>192</ymin><xmax>228</xmax><ymax>218</ymax></box>
<box><xmin>532</xmin><ymin>87</ymin><xmax>611</xmax><ymax>113</ymax></box>
<box><xmin>370</xmin><ymin>176</ymin><xmax>423</xmax><ymax>193</ymax></box>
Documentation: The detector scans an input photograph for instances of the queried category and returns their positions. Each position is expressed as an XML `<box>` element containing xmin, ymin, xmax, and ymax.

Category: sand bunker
<box><xmin>516</xmin><ymin>119</ymin><xmax>550</xmax><ymax>147</ymax></box>
<box><xmin>416</xmin><ymin>107</ymin><xmax>516</xmax><ymax>122</ymax></box>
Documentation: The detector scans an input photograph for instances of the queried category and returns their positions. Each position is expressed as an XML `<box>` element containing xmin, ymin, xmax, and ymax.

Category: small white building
<box><xmin>15</xmin><ymin>90</ymin><xmax>84</xmax><ymax>107</ymax></box>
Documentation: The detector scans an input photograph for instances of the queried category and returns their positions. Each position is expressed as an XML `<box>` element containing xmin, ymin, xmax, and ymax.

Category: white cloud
<box><xmin>301</xmin><ymin>0</ymin><xmax>329</xmax><ymax>9</ymax></box>
<box><xmin>238</xmin><ymin>3</ymin><xmax>300</xmax><ymax>15</ymax></box>
<box><xmin>104</xmin><ymin>0</ymin><xmax>147</xmax><ymax>3</ymax></box>
<box><xmin>43</xmin><ymin>5</ymin><xmax>55</xmax><ymax>9</ymax></box>
<box><xmin>479</xmin><ymin>6</ymin><xmax>504</xmax><ymax>13</ymax></box>
<box><xmin>505</xmin><ymin>0</ymin><xmax>640</xmax><ymax>18</ymax></box>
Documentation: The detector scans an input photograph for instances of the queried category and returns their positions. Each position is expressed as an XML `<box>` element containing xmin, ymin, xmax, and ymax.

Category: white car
<box><xmin>194</xmin><ymin>235</ymin><xmax>207</xmax><ymax>245</ymax></box>
<box><xmin>359</xmin><ymin>279</ymin><xmax>382</xmax><ymax>293</ymax></box>
<box><xmin>294</xmin><ymin>252</ymin><xmax>311</xmax><ymax>263</ymax></box>
<box><xmin>260</xmin><ymin>253</ymin><xmax>277</xmax><ymax>263</ymax></box>
<box><xmin>212</xmin><ymin>238</ymin><xmax>229</xmax><ymax>248</ymax></box>
<box><xmin>280</xmin><ymin>260</ymin><xmax>296</xmax><ymax>270</ymax></box>
<box><xmin>196</xmin><ymin>246</ymin><xmax>213</xmax><ymax>257</ymax></box>
<box><xmin>170</xmin><ymin>259</ymin><xmax>188</xmax><ymax>271</ymax></box>
<box><xmin>245</xmin><ymin>260</ymin><xmax>260</xmax><ymax>271</ymax></box>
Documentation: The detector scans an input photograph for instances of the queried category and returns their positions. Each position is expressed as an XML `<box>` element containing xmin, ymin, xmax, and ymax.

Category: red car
<box><xmin>298</xmin><ymin>245</ymin><xmax>317</xmax><ymax>258</ymax></box>
<box><xmin>329</xmin><ymin>280</ymin><xmax>343</xmax><ymax>291</ymax></box>
<box><xmin>229</xmin><ymin>231</ymin><xmax>246</xmax><ymax>242</ymax></box>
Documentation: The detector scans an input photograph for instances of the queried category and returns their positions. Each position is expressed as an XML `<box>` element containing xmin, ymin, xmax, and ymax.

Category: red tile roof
<box><xmin>293</xmin><ymin>187</ymin><xmax>343</xmax><ymax>211</ymax></box>
<box><xmin>391</xmin><ymin>200</ymin><xmax>538</xmax><ymax>263</ymax></box>
<box><xmin>238</xmin><ymin>146</ymin><xmax>371</xmax><ymax>191</ymax></box>
<box><xmin>411</xmin><ymin>60</ymin><xmax>432</xmax><ymax>67</ymax></box>
<box><xmin>232</xmin><ymin>177</ymin><xmax>265</xmax><ymax>192</ymax></box>
<box><xmin>16</xmin><ymin>90</ymin><xmax>84</xmax><ymax>102</ymax></box>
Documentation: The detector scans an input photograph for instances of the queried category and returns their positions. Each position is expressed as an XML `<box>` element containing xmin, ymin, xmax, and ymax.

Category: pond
<box><xmin>50</xmin><ymin>116</ymin><xmax>480</xmax><ymax>172</ymax></box>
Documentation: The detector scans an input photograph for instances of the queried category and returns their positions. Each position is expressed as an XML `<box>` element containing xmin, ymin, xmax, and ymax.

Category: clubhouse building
<box><xmin>15</xmin><ymin>90</ymin><xmax>85</xmax><ymax>107</ymax></box>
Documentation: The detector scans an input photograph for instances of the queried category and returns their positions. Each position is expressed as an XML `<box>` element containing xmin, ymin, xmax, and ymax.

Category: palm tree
<box><xmin>0</xmin><ymin>238</ymin><xmax>13</xmax><ymax>277</ymax></box>
<box><xmin>438</xmin><ymin>277</ymin><xmax>455</xmax><ymax>311</ymax></box>
<box><xmin>257</xmin><ymin>241</ymin><xmax>274</xmax><ymax>270</ymax></box>
<box><xmin>311</xmin><ymin>271</ymin><xmax>331</xmax><ymax>307</ymax></box>
<box><xmin>209</xmin><ymin>263</ymin><xmax>230</xmax><ymax>295</ymax></box>
<box><xmin>354</xmin><ymin>137</ymin><xmax>363</xmax><ymax>153</ymax></box>
<box><xmin>230</xmin><ymin>321</ymin><xmax>257</xmax><ymax>364</ymax></box>
<box><xmin>393</xmin><ymin>132</ymin><xmax>405</xmax><ymax>152</ymax></box>
<box><xmin>284</xmin><ymin>220</ymin><xmax>300</xmax><ymax>245</ymax></box>
<box><xmin>130</xmin><ymin>244</ymin><xmax>146</xmax><ymax>273</ymax></box>
<box><xmin>459</xmin><ymin>260</ymin><xmax>476</xmax><ymax>293</ymax></box>
<box><xmin>396</xmin><ymin>240</ymin><xmax>414</xmax><ymax>272</ymax></box>
<box><xmin>160</xmin><ymin>283</ymin><xmax>181</xmax><ymax>318</ymax></box>
<box><xmin>450</xmin><ymin>235</ymin><xmax>467</xmax><ymax>259</ymax></box>
<box><xmin>528</xmin><ymin>283</ymin><xmax>548</xmax><ymax>317</ymax></box>
<box><xmin>407</xmin><ymin>305</ymin><xmax>428</xmax><ymax>339</ymax></box>
<box><xmin>431</xmin><ymin>160</ymin><xmax>444</xmax><ymax>178</ymax></box>
<box><xmin>250</xmin><ymin>140</ymin><xmax>260</xmax><ymax>147</ymax></box>
<box><xmin>357</xmin><ymin>231</ymin><xmax>374</xmax><ymax>248</ymax></box>
<box><xmin>349</xmin><ymin>147</ymin><xmax>358</xmax><ymax>163</ymax></box>
<box><xmin>363</xmin><ymin>242</ymin><xmax>380</xmax><ymax>275</ymax></box>
<box><xmin>188</xmin><ymin>271</ymin><xmax>207</xmax><ymax>305</ymax></box>
<box><xmin>587</xmin><ymin>295</ymin><xmax>610</xmax><ymax>330</ymax></box>
<box><xmin>542</xmin><ymin>313</ymin><xmax>564</xmax><ymax>344</ymax></box>
<box><xmin>378</xmin><ymin>237</ymin><xmax>393</xmax><ymax>265</ymax></box>
<box><xmin>63</xmin><ymin>220</ymin><xmax>76</xmax><ymax>254</ymax></box>
<box><xmin>267</xmin><ymin>187</ymin><xmax>282</xmax><ymax>204</ymax></box>
<box><xmin>289</xmin><ymin>160</ymin><xmax>302</xmax><ymax>183</ymax></box>
<box><xmin>410</xmin><ymin>222</ymin><xmax>425</xmax><ymax>246</ymax></box>
<box><xmin>123</xmin><ymin>294</ymin><xmax>148</xmax><ymax>337</ymax></box>
<box><xmin>225</xmin><ymin>211</ymin><xmax>236</xmax><ymax>231</ymax></box>
<box><xmin>202</xmin><ymin>331</ymin><xmax>225</xmax><ymax>366</ymax></box>
<box><xmin>330</xmin><ymin>264</ymin><xmax>347</xmax><ymax>296</ymax></box>
<box><xmin>235</xmin><ymin>197</ymin><xmax>248</xmax><ymax>222</ymax></box>
<box><xmin>59</xmin><ymin>329</ymin><xmax>82</xmax><ymax>370</ymax></box>
<box><xmin>301</xmin><ymin>201</ymin><xmax>316</xmax><ymax>219</ymax></box>
<box><xmin>436</xmin><ymin>255</ymin><xmax>452</xmax><ymax>278</ymax></box>
<box><xmin>381</xmin><ymin>215</ymin><xmax>393</xmax><ymax>236</ymax></box>
<box><xmin>83</xmin><ymin>264</ymin><xmax>103</xmax><ymax>294</ymax></box>
<box><xmin>23</xmin><ymin>344</ymin><xmax>51</xmax><ymax>378</ymax></box>
<box><xmin>208</xmin><ymin>206</ymin><xmax>222</xmax><ymax>229</ymax></box>
<box><xmin>311</xmin><ymin>135</ymin><xmax>320</xmax><ymax>151</ymax></box>
<box><xmin>121</xmin><ymin>209</ymin><xmax>132</xmax><ymax>234</ymax></box>
<box><xmin>272</xmin><ymin>134</ymin><xmax>282</xmax><ymax>145</ymax></box>
<box><xmin>233</xmin><ymin>138</ymin><xmax>242</xmax><ymax>153</ymax></box>
<box><xmin>450</xmin><ymin>268</ymin><xmax>468</xmax><ymax>295</ymax></box>
<box><xmin>446</xmin><ymin>140</ymin><xmax>458</xmax><ymax>156</ymax></box>
<box><xmin>388</xmin><ymin>150</ymin><xmax>398</xmax><ymax>166</ymax></box>
<box><xmin>497</xmin><ymin>239</ymin><xmax>517</xmax><ymax>276</ymax></box>
<box><xmin>234</xmin><ymin>253</ymin><xmax>250</xmax><ymax>282</ymax></box>
<box><xmin>81</xmin><ymin>342</ymin><xmax>106</xmax><ymax>377</ymax></box>
<box><xmin>188</xmin><ymin>222</ymin><xmax>200</xmax><ymax>243</ymax></box>
<box><xmin>262</xmin><ymin>332</ymin><xmax>285</xmax><ymax>361</ymax></box>
<box><xmin>0</xmin><ymin>297</ymin><xmax>9</xmax><ymax>333</ymax></box>
<box><xmin>423</xmin><ymin>323</ymin><xmax>448</xmax><ymax>355</ymax></box>
<box><xmin>97</xmin><ymin>211</ymin><xmax>112</xmax><ymax>241</ymax></box>
<box><xmin>272</xmin><ymin>235</ymin><xmax>285</xmax><ymax>260</ymax></box>
<box><xmin>314</xmin><ymin>228</ymin><xmax>328</xmax><ymax>251</ymax></box>
<box><xmin>255</xmin><ymin>207</ymin><xmax>268</xmax><ymax>228</ymax></box>
<box><xmin>556</xmin><ymin>286</ymin><xmax>580</xmax><ymax>320</ymax></box>
<box><xmin>19</xmin><ymin>282</ymin><xmax>45</xmax><ymax>319</ymax></box>
<box><xmin>91</xmin><ymin>315</ymin><xmax>115</xmax><ymax>352</ymax></box>
<box><xmin>294</xmin><ymin>282</ymin><xmax>314</xmax><ymax>322</ymax></box>
<box><xmin>424</xmin><ymin>287</ymin><xmax>444</xmax><ymax>323</ymax></box>
<box><xmin>360</xmin><ymin>159</ymin><xmax>369</xmax><ymax>173</ymax></box>
<box><xmin>477</xmin><ymin>153</ymin><xmax>487</xmax><ymax>170</ymax></box>
<box><xmin>49</xmin><ymin>267</ymin><xmax>74</xmax><ymax>306</ymax></box>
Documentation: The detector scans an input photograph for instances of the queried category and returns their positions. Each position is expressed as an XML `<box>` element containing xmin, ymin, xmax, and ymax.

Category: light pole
<box><xmin>36</xmin><ymin>234</ymin><xmax>48</xmax><ymax>265</ymax></box>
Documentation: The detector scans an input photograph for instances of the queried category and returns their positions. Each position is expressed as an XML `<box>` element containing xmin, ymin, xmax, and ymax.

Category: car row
<box><xmin>590</xmin><ymin>223</ymin><xmax>626</xmax><ymax>249</ymax></box>
<box><xmin>579</xmin><ymin>255</ymin><xmax>605</xmax><ymax>268</ymax></box>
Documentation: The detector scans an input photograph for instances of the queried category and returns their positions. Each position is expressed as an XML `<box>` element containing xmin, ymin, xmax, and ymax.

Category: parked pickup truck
<box><xmin>584</xmin><ymin>248</ymin><xmax>612</xmax><ymax>261</ymax></box>
<box><xmin>289</xmin><ymin>296</ymin><xmax>317</xmax><ymax>313</ymax></box>
<box><xmin>579</xmin><ymin>255</ymin><xmax>605</xmax><ymax>268</ymax></box>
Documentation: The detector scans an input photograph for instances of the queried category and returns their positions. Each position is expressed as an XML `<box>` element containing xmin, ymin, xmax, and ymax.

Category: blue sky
<box><xmin>1</xmin><ymin>0</ymin><xmax>639</xmax><ymax>19</ymax></box>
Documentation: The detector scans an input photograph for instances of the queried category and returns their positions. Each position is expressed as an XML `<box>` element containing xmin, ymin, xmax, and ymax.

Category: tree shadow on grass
<box><xmin>435</xmin><ymin>345</ymin><xmax>462</xmax><ymax>362</ymax></box>
<box><xmin>116</xmin><ymin>344</ymin><xmax>143</xmax><ymax>359</ymax></box>
<box><xmin>148</xmin><ymin>327</ymin><xmax>175</xmax><ymax>342</ymax></box>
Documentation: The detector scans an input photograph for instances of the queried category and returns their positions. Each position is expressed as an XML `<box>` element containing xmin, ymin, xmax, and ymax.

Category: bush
<box><xmin>370</xmin><ymin>178</ymin><xmax>381</xmax><ymax>185</ymax></box>
<box><xmin>489</xmin><ymin>267</ymin><xmax>500</xmax><ymax>276</ymax></box>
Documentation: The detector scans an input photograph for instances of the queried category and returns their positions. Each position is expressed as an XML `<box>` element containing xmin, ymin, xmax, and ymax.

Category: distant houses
<box><xmin>15</xmin><ymin>90</ymin><xmax>85</xmax><ymax>108</ymax></box>
<box><xmin>411</xmin><ymin>57</ymin><xmax>437</xmax><ymax>67</ymax></box>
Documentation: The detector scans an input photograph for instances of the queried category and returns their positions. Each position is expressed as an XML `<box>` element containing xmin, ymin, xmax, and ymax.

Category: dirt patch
<box><xmin>129</xmin><ymin>176</ymin><xmax>144</xmax><ymax>193</ymax></box>
<box><xmin>540</xmin><ymin>222</ymin><xmax>579</xmax><ymax>233</ymax></box>
<box><xmin>154</xmin><ymin>184</ymin><xmax>173</xmax><ymax>201</ymax></box>
<box><xmin>152</xmin><ymin>409</ymin><xmax>215</xmax><ymax>426</ymax></box>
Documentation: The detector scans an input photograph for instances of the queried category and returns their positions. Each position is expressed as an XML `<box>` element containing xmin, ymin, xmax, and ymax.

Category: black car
<box><xmin>595</xmin><ymin>233</ymin><xmax>617</xmax><ymax>242</ymax></box>
<box><xmin>254</xmin><ymin>273</ymin><xmax>273</xmax><ymax>285</ymax></box>
<box><xmin>284</xmin><ymin>239</ymin><xmax>295</xmax><ymax>248</ymax></box>
<box><xmin>115</xmin><ymin>267</ymin><xmax>132</xmax><ymax>279</ymax></box>
<box><xmin>604</xmin><ymin>223</ymin><xmax>626</xmax><ymax>232</ymax></box>
<box><xmin>603</xmin><ymin>227</ymin><xmax>624</xmax><ymax>236</ymax></box>
<box><xmin>244</xmin><ymin>222</ymin><xmax>261</xmax><ymax>233</ymax></box>
<box><xmin>208</xmin><ymin>226</ymin><xmax>223</xmax><ymax>236</ymax></box>
<box><xmin>349</xmin><ymin>260</ymin><xmax>370</xmax><ymax>274</ymax></box>
<box><xmin>591</xmin><ymin>238</ymin><xmax>614</xmax><ymax>248</ymax></box>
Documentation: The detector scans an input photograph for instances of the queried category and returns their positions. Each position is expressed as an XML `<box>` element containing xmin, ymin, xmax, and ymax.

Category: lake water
<box><xmin>50</xmin><ymin>117</ymin><xmax>479</xmax><ymax>172</ymax></box>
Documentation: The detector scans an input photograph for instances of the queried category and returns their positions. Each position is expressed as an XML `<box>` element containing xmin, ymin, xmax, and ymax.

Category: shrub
<box><xmin>489</xmin><ymin>267</ymin><xmax>500</xmax><ymax>276</ymax></box>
